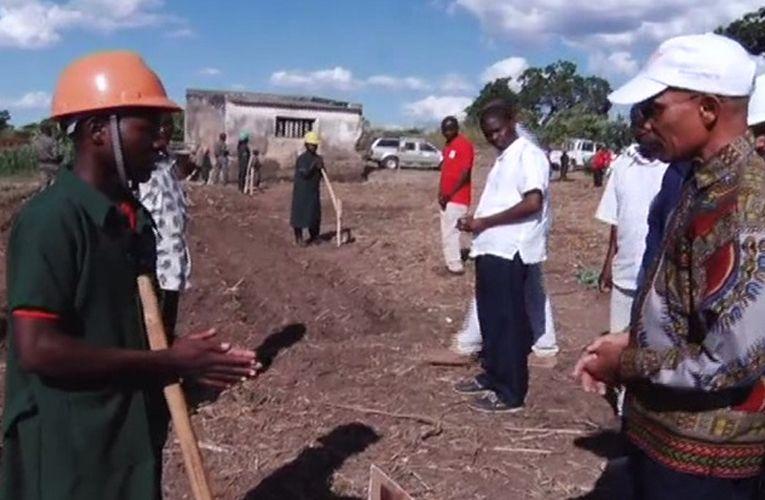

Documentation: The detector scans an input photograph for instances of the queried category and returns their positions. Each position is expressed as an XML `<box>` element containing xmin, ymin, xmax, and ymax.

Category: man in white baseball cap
<box><xmin>749</xmin><ymin>74</ymin><xmax>765</xmax><ymax>156</ymax></box>
<box><xmin>575</xmin><ymin>33</ymin><xmax>765</xmax><ymax>499</ymax></box>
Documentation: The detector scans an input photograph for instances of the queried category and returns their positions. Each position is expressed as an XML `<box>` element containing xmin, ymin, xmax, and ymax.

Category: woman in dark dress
<box><xmin>290</xmin><ymin>131</ymin><xmax>324</xmax><ymax>245</ymax></box>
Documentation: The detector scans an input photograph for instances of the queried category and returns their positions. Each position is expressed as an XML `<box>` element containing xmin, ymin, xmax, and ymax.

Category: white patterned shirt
<box><xmin>139</xmin><ymin>154</ymin><xmax>191</xmax><ymax>292</ymax></box>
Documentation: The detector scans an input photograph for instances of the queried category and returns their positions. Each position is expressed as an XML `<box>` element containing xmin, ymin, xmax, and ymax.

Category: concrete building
<box><xmin>185</xmin><ymin>89</ymin><xmax>364</xmax><ymax>173</ymax></box>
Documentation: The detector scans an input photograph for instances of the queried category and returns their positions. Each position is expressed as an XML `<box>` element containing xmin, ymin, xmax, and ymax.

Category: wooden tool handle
<box><xmin>320</xmin><ymin>168</ymin><xmax>343</xmax><ymax>247</ymax></box>
<box><xmin>137</xmin><ymin>275</ymin><xmax>214</xmax><ymax>500</ymax></box>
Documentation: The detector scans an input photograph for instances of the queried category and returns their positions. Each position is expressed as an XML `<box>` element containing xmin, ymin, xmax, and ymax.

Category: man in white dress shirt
<box><xmin>454</xmin><ymin>100</ymin><xmax>551</xmax><ymax>413</ymax></box>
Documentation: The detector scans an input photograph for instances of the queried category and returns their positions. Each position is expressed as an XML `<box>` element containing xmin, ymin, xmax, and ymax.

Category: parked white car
<box><xmin>548</xmin><ymin>138</ymin><xmax>602</xmax><ymax>170</ymax></box>
<box><xmin>366</xmin><ymin>137</ymin><xmax>442</xmax><ymax>170</ymax></box>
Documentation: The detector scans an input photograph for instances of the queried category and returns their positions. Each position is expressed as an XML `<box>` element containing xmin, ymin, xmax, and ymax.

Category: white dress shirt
<box><xmin>470</xmin><ymin>136</ymin><xmax>551</xmax><ymax>264</ymax></box>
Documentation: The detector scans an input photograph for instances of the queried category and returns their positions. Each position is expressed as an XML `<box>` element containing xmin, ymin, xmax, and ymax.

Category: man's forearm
<box><xmin>14</xmin><ymin>318</ymin><xmax>178</xmax><ymax>386</ymax></box>
<box><xmin>478</xmin><ymin>191</ymin><xmax>542</xmax><ymax>229</ymax></box>
<box><xmin>602</xmin><ymin>226</ymin><xmax>618</xmax><ymax>271</ymax></box>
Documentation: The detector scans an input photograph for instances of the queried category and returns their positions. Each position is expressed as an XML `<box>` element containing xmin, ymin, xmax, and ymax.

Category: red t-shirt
<box><xmin>439</xmin><ymin>134</ymin><xmax>474</xmax><ymax>206</ymax></box>
<box><xmin>592</xmin><ymin>150</ymin><xmax>613</xmax><ymax>171</ymax></box>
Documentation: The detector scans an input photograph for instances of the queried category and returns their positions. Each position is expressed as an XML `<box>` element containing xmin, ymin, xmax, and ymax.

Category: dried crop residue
<box><xmin>1</xmin><ymin>163</ymin><xmax>619</xmax><ymax>499</ymax></box>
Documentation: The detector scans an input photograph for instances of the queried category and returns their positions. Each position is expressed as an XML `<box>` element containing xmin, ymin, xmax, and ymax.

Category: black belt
<box><xmin>630</xmin><ymin>382</ymin><xmax>754</xmax><ymax>412</ymax></box>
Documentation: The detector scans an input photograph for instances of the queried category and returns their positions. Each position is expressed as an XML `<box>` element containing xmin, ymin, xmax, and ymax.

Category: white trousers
<box><xmin>440</xmin><ymin>202</ymin><xmax>468</xmax><ymax>272</ymax></box>
<box><xmin>610</xmin><ymin>285</ymin><xmax>636</xmax><ymax>333</ymax></box>
<box><xmin>453</xmin><ymin>262</ymin><xmax>558</xmax><ymax>354</ymax></box>
<box><xmin>209</xmin><ymin>157</ymin><xmax>229</xmax><ymax>185</ymax></box>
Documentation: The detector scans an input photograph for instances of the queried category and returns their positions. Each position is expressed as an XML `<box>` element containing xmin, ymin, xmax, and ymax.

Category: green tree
<box><xmin>0</xmin><ymin>110</ymin><xmax>11</xmax><ymax>131</ymax></box>
<box><xmin>464</xmin><ymin>78</ymin><xmax>518</xmax><ymax>124</ymax></box>
<box><xmin>517</xmin><ymin>61</ymin><xmax>612</xmax><ymax>127</ymax></box>
<box><xmin>171</xmin><ymin>111</ymin><xmax>185</xmax><ymax>142</ymax></box>
<box><xmin>465</xmin><ymin>59</ymin><xmax>627</xmax><ymax>148</ymax></box>
<box><xmin>716</xmin><ymin>7</ymin><xmax>765</xmax><ymax>54</ymax></box>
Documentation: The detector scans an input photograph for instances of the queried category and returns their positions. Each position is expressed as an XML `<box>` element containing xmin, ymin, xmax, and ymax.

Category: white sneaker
<box><xmin>531</xmin><ymin>345</ymin><xmax>559</xmax><ymax>358</ymax></box>
<box><xmin>452</xmin><ymin>340</ymin><xmax>481</xmax><ymax>357</ymax></box>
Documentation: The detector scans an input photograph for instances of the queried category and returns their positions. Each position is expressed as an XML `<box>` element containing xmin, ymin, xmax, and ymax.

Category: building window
<box><xmin>275</xmin><ymin>117</ymin><xmax>315</xmax><ymax>138</ymax></box>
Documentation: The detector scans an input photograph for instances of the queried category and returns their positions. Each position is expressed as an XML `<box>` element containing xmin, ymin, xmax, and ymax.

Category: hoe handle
<box><xmin>137</xmin><ymin>275</ymin><xmax>214</xmax><ymax>500</ymax></box>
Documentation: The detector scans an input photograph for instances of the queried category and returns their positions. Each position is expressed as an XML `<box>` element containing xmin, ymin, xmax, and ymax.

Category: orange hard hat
<box><xmin>51</xmin><ymin>50</ymin><xmax>180</xmax><ymax>120</ymax></box>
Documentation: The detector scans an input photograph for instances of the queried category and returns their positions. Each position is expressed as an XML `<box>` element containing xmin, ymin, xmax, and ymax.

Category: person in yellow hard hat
<box><xmin>0</xmin><ymin>51</ymin><xmax>257</xmax><ymax>500</ymax></box>
<box><xmin>290</xmin><ymin>130</ymin><xmax>324</xmax><ymax>246</ymax></box>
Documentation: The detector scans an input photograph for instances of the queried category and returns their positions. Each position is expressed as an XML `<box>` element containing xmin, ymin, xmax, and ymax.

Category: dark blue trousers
<box><xmin>475</xmin><ymin>254</ymin><xmax>533</xmax><ymax>406</ymax></box>
<box><xmin>629</xmin><ymin>447</ymin><xmax>761</xmax><ymax>500</ymax></box>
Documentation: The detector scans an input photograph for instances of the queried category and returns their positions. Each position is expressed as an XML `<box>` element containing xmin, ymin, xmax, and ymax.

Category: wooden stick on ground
<box><xmin>320</xmin><ymin>168</ymin><xmax>342</xmax><ymax>247</ymax></box>
<box><xmin>137</xmin><ymin>275</ymin><xmax>214</xmax><ymax>500</ymax></box>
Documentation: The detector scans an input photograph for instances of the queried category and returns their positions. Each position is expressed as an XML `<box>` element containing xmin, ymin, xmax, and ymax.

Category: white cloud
<box><xmin>454</xmin><ymin>0</ymin><xmax>760</xmax><ymax>47</ymax></box>
<box><xmin>269</xmin><ymin>67</ymin><xmax>441</xmax><ymax>93</ymax></box>
<box><xmin>165</xmin><ymin>27</ymin><xmax>194</xmax><ymax>38</ymax></box>
<box><xmin>0</xmin><ymin>0</ymin><xmax>180</xmax><ymax>49</ymax></box>
<box><xmin>404</xmin><ymin>95</ymin><xmax>472</xmax><ymax>121</ymax></box>
<box><xmin>270</xmin><ymin>66</ymin><xmax>359</xmax><ymax>91</ymax></box>
<box><xmin>481</xmin><ymin>56</ymin><xmax>529</xmax><ymax>91</ymax></box>
<box><xmin>453</xmin><ymin>0</ymin><xmax>761</xmax><ymax>80</ymax></box>
<box><xmin>440</xmin><ymin>73</ymin><xmax>474</xmax><ymax>93</ymax></box>
<box><xmin>588</xmin><ymin>50</ymin><xmax>639</xmax><ymax>77</ymax></box>
<box><xmin>367</xmin><ymin>75</ymin><xmax>430</xmax><ymax>91</ymax></box>
<box><xmin>269</xmin><ymin>67</ymin><xmax>476</xmax><ymax>96</ymax></box>
<box><xmin>0</xmin><ymin>91</ymin><xmax>52</xmax><ymax>109</ymax></box>
<box><xmin>199</xmin><ymin>67</ymin><xmax>221</xmax><ymax>76</ymax></box>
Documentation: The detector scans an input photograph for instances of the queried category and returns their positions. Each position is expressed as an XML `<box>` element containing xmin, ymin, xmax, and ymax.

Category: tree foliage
<box><xmin>716</xmin><ymin>7</ymin><xmax>765</xmax><ymax>55</ymax></box>
<box><xmin>464</xmin><ymin>78</ymin><xmax>518</xmax><ymax>125</ymax></box>
<box><xmin>172</xmin><ymin>111</ymin><xmax>185</xmax><ymax>142</ymax></box>
<box><xmin>0</xmin><ymin>110</ymin><xmax>11</xmax><ymax>132</ymax></box>
<box><xmin>465</xmin><ymin>60</ymin><xmax>624</xmax><ymax>148</ymax></box>
<box><xmin>517</xmin><ymin>61</ymin><xmax>611</xmax><ymax>127</ymax></box>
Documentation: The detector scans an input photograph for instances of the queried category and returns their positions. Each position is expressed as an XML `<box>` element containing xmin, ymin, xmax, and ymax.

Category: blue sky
<box><xmin>0</xmin><ymin>0</ymin><xmax>760</xmax><ymax>127</ymax></box>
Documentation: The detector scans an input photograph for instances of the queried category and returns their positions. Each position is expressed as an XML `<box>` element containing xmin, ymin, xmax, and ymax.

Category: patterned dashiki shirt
<box><xmin>622</xmin><ymin>132</ymin><xmax>765</xmax><ymax>479</ymax></box>
<box><xmin>139</xmin><ymin>153</ymin><xmax>191</xmax><ymax>292</ymax></box>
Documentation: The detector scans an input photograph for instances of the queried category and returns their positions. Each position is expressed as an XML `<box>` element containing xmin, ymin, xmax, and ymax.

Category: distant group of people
<box><xmin>200</xmin><ymin>132</ymin><xmax>262</xmax><ymax>193</ymax></box>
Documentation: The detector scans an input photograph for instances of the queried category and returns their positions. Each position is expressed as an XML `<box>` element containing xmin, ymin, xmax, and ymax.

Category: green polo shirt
<box><xmin>1</xmin><ymin>168</ymin><xmax>168</xmax><ymax>500</ymax></box>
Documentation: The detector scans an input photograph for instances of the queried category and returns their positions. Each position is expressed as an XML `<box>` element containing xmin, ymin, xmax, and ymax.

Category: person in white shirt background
<box><xmin>451</xmin><ymin>123</ymin><xmax>559</xmax><ymax>360</ymax></box>
<box><xmin>452</xmin><ymin>99</ymin><xmax>551</xmax><ymax>413</ymax></box>
<box><xmin>595</xmin><ymin>106</ymin><xmax>668</xmax><ymax>335</ymax></box>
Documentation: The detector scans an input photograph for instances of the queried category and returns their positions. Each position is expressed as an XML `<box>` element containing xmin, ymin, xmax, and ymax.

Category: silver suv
<box><xmin>366</xmin><ymin>137</ymin><xmax>442</xmax><ymax>169</ymax></box>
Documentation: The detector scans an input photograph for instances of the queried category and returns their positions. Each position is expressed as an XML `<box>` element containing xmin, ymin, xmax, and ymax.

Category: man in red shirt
<box><xmin>591</xmin><ymin>145</ymin><xmax>612</xmax><ymax>187</ymax></box>
<box><xmin>438</xmin><ymin>116</ymin><xmax>475</xmax><ymax>274</ymax></box>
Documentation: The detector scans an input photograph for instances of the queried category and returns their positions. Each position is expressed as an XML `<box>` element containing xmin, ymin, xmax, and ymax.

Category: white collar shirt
<box><xmin>595</xmin><ymin>144</ymin><xmax>668</xmax><ymax>290</ymax></box>
<box><xmin>470</xmin><ymin>136</ymin><xmax>551</xmax><ymax>264</ymax></box>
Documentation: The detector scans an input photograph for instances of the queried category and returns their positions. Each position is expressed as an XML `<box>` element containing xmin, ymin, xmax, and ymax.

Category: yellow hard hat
<box><xmin>304</xmin><ymin>131</ymin><xmax>320</xmax><ymax>145</ymax></box>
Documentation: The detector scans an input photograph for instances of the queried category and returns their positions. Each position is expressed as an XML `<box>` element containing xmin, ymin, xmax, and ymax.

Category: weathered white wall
<box><xmin>185</xmin><ymin>94</ymin><xmax>226</xmax><ymax>155</ymax></box>
<box><xmin>225</xmin><ymin>102</ymin><xmax>363</xmax><ymax>170</ymax></box>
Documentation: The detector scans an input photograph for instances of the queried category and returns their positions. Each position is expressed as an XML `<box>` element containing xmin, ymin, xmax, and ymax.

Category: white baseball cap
<box><xmin>609</xmin><ymin>33</ymin><xmax>756</xmax><ymax>105</ymax></box>
<box><xmin>748</xmin><ymin>75</ymin><xmax>765</xmax><ymax>126</ymax></box>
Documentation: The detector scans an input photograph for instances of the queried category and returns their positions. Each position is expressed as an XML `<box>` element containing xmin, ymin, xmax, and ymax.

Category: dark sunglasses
<box><xmin>634</xmin><ymin>93</ymin><xmax>702</xmax><ymax>122</ymax></box>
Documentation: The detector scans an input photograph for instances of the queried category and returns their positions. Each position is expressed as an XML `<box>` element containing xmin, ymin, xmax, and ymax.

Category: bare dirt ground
<box><xmin>0</xmin><ymin>159</ymin><xmax>621</xmax><ymax>499</ymax></box>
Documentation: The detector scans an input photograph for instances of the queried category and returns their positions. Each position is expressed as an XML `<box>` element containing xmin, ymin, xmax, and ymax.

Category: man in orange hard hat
<box><xmin>0</xmin><ymin>51</ymin><xmax>257</xmax><ymax>499</ymax></box>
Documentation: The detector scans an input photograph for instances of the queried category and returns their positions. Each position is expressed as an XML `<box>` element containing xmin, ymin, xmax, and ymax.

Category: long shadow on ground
<box><xmin>186</xmin><ymin>323</ymin><xmax>307</xmax><ymax>408</ymax></box>
<box><xmin>255</xmin><ymin>323</ymin><xmax>306</xmax><ymax>373</ymax></box>
<box><xmin>244</xmin><ymin>422</ymin><xmax>380</xmax><ymax>500</ymax></box>
<box><xmin>570</xmin><ymin>430</ymin><xmax>634</xmax><ymax>500</ymax></box>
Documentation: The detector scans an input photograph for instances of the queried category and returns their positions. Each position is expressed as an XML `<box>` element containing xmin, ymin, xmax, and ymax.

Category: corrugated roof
<box><xmin>186</xmin><ymin>89</ymin><xmax>363</xmax><ymax>114</ymax></box>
